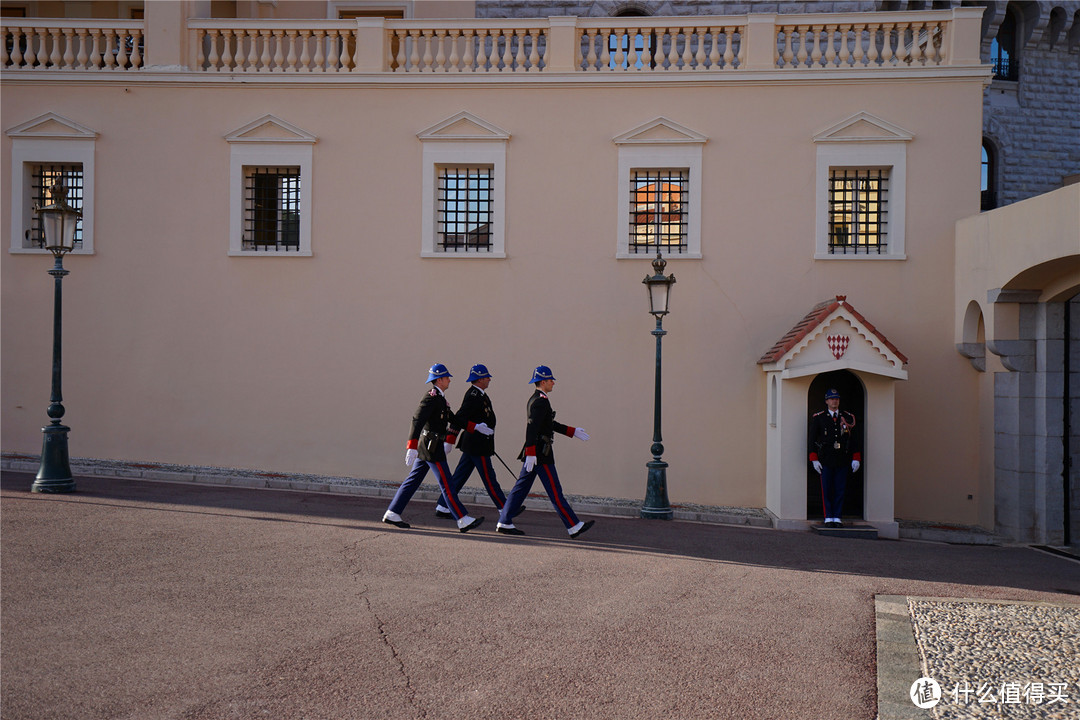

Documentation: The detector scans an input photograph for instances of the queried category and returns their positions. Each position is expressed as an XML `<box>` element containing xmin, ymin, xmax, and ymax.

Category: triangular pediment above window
<box><xmin>6</xmin><ymin>112</ymin><xmax>98</xmax><ymax>139</ymax></box>
<box><xmin>417</xmin><ymin>112</ymin><xmax>510</xmax><ymax>141</ymax></box>
<box><xmin>813</xmin><ymin>112</ymin><xmax>913</xmax><ymax>144</ymax></box>
<box><xmin>613</xmin><ymin>117</ymin><xmax>708</xmax><ymax>145</ymax></box>
<box><xmin>225</xmin><ymin>115</ymin><xmax>317</xmax><ymax>144</ymax></box>
<box><xmin>758</xmin><ymin>296</ymin><xmax>908</xmax><ymax>379</ymax></box>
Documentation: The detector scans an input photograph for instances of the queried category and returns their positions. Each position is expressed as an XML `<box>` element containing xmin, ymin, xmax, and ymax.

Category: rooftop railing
<box><xmin>2</xmin><ymin>10</ymin><xmax>983</xmax><ymax>75</ymax></box>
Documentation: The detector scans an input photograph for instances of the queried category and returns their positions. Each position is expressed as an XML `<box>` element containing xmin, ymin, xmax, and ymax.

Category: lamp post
<box><xmin>641</xmin><ymin>251</ymin><xmax>675</xmax><ymax>519</ymax></box>
<box><xmin>33</xmin><ymin>182</ymin><xmax>80</xmax><ymax>494</ymax></box>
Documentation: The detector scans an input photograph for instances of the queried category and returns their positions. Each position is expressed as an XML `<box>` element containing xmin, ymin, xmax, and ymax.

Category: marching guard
<box><xmin>434</xmin><ymin>363</ymin><xmax>513</xmax><ymax>518</ymax></box>
<box><xmin>382</xmin><ymin>364</ymin><xmax>484</xmax><ymax>533</ymax></box>
<box><xmin>496</xmin><ymin>365</ymin><xmax>594</xmax><ymax>539</ymax></box>
<box><xmin>808</xmin><ymin>388</ymin><xmax>862</xmax><ymax>528</ymax></box>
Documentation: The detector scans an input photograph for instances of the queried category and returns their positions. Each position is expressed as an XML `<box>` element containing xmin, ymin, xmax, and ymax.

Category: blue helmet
<box><xmin>528</xmin><ymin>365</ymin><xmax>555</xmax><ymax>384</ymax></box>
<box><xmin>426</xmin><ymin>363</ymin><xmax>452</xmax><ymax>383</ymax></box>
<box><xmin>825</xmin><ymin>388</ymin><xmax>840</xmax><ymax>400</ymax></box>
<box><xmin>466</xmin><ymin>364</ymin><xmax>492</xmax><ymax>383</ymax></box>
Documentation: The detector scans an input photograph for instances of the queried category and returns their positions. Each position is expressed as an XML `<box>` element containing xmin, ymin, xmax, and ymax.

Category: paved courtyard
<box><xmin>2</xmin><ymin>471</ymin><xmax>1077</xmax><ymax>720</ymax></box>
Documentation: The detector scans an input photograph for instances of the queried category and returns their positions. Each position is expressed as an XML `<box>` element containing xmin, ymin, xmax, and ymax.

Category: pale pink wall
<box><xmin>1</xmin><ymin>74</ymin><xmax>985</xmax><ymax>520</ymax></box>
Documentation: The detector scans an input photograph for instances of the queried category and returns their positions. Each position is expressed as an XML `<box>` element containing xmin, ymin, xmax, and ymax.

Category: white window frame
<box><xmin>7</xmin><ymin>114</ymin><xmax>97</xmax><ymax>255</ymax></box>
<box><xmin>614</xmin><ymin>118</ymin><xmax>705</xmax><ymax>260</ymax></box>
<box><xmin>813</xmin><ymin>113</ymin><xmax>911</xmax><ymax>261</ymax></box>
<box><xmin>226</xmin><ymin>116</ymin><xmax>315</xmax><ymax>257</ymax></box>
<box><xmin>418</xmin><ymin>113</ymin><xmax>508</xmax><ymax>259</ymax></box>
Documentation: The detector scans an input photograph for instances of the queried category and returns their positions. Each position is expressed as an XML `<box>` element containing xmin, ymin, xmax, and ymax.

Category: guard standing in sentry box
<box><xmin>382</xmin><ymin>364</ymin><xmax>484</xmax><ymax>533</ymax></box>
<box><xmin>808</xmin><ymin>388</ymin><xmax>862</xmax><ymax>528</ymax></box>
<box><xmin>496</xmin><ymin>365</ymin><xmax>594</xmax><ymax>539</ymax></box>
<box><xmin>433</xmin><ymin>363</ymin><xmax>513</xmax><ymax>519</ymax></box>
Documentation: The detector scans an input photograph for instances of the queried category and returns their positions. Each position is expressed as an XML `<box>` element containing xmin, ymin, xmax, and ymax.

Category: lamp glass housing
<box><xmin>37</xmin><ymin>184</ymin><xmax>81</xmax><ymax>255</ymax></box>
<box><xmin>643</xmin><ymin>253</ymin><xmax>675</xmax><ymax>316</ymax></box>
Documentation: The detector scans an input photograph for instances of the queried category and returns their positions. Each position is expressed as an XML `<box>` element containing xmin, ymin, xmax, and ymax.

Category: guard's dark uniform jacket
<box><xmin>518</xmin><ymin>389</ymin><xmax>577</xmax><ymax>466</ymax></box>
<box><xmin>407</xmin><ymin>388</ymin><xmax>459</xmax><ymax>463</ymax></box>
<box><xmin>454</xmin><ymin>385</ymin><xmax>496</xmax><ymax>457</ymax></box>
<box><xmin>808</xmin><ymin>410</ymin><xmax>862</xmax><ymax>467</ymax></box>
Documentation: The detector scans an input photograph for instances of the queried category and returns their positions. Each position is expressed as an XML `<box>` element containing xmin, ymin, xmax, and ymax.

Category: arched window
<box><xmin>991</xmin><ymin>7</ymin><xmax>1019</xmax><ymax>80</ymax></box>
<box><xmin>981</xmin><ymin>138</ymin><xmax>998</xmax><ymax>211</ymax></box>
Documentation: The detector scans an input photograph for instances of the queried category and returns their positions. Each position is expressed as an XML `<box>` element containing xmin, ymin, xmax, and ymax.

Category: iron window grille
<box><xmin>437</xmin><ymin>166</ymin><xmax>493</xmax><ymax>252</ymax></box>
<box><xmin>243</xmin><ymin>166</ymin><xmax>301</xmax><ymax>251</ymax></box>
<box><xmin>28</xmin><ymin>164</ymin><xmax>83</xmax><ymax>250</ymax></box>
<box><xmin>629</xmin><ymin>169</ymin><xmax>688</xmax><ymax>255</ymax></box>
<box><xmin>828</xmin><ymin>168</ymin><xmax>889</xmax><ymax>254</ymax></box>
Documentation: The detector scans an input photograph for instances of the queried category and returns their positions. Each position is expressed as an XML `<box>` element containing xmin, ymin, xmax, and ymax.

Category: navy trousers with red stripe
<box><xmin>499</xmin><ymin>461</ymin><xmax>579</xmax><ymax>529</ymax></box>
<box><xmin>440</xmin><ymin>453</ymin><xmax>506</xmax><ymax>510</ymax></box>
<box><xmin>819</xmin><ymin>463</ymin><xmax>849</xmax><ymax>520</ymax></box>
<box><xmin>389</xmin><ymin>457</ymin><xmax>470</xmax><ymax>520</ymax></box>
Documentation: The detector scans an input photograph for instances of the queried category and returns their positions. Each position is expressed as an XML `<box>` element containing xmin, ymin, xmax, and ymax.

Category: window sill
<box><xmin>421</xmin><ymin>251</ymin><xmax>506</xmax><ymax>259</ymax></box>
<box><xmin>814</xmin><ymin>252</ymin><xmax>906</xmax><ymax>261</ymax></box>
<box><xmin>228</xmin><ymin>250</ymin><xmax>313</xmax><ymax>257</ymax></box>
<box><xmin>617</xmin><ymin>252</ymin><xmax>702</xmax><ymax>260</ymax></box>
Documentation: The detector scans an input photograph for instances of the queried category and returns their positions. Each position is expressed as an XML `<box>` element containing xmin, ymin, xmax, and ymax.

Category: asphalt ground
<box><xmin>2</xmin><ymin>470</ymin><xmax>1078</xmax><ymax>720</ymax></box>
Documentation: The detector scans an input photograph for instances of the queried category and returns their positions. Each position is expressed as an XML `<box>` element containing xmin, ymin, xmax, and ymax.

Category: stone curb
<box><xmin>0</xmin><ymin>453</ymin><xmax>773</xmax><ymax>528</ymax></box>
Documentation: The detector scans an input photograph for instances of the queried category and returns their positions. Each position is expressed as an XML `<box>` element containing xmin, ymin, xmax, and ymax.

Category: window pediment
<box><xmin>813</xmin><ymin>112</ymin><xmax>913</xmax><ymax>144</ymax></box>
<box><xmin>225</xmin><ymin>115</ymin><xmax>316</xmax><ymax>144</ymax></box>
<box><xmin>417</xmin><ymin>112</ymin><xmax>510</xmax><ymax>142</ymax></box>
<box><xmin>7</xmin><ymin>113</ymin><xmax>98</xmax><ymax>139</ymax></box>
<box><xmin>613</xmin><ymin>117</ymin><xmax>707</xmax><ymax>145</ymax></box>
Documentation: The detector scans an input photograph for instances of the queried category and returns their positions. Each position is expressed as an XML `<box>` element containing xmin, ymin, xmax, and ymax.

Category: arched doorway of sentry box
<box><xmin>759</xmin><ymin>296</ymin><xmax>908</xmax><ymax>539</ymax></box>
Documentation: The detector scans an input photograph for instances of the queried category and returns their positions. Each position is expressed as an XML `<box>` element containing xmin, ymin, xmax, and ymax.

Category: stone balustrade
<box><xmin>2</xmin><ymin>21</ymin><xmax>143</xmax><ymax>71</ymax></box>
<box><xmin>2</xmin><ymin>10</ymin><xmax>982</xmax><ymax>74</ymax></box>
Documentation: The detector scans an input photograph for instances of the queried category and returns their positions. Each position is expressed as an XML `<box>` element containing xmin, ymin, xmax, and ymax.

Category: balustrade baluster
<box><xmin>824</xmin><ymin>26</ymin><xmax>836</xmax><ymax>67</ymax></box>
<box><xmin>104</xmin><ymin>31</ymin><xmax>119</xmax><ymax>69</ymax></box>
<box><xmin>312</xmin><ymin>29</ymin><xmax>325</xmax><ymax>71</ymax></box>
<box><xmin>692</xmin><ymin>27</ymin><xmax>705</xmax><ymax>69</ymax></box>
<box><xmin>61</xmin><ymin>28</ymin><xmax>75</xmax><ymax>69</ymax></box>
<box><xmin>298</xmin><ymin>29</ymin><xmax>312</xmax><ymax>72</ymax></box>
<box><xmin>528</xmin><ymin>28</ymin><xmax>540</xmax><ymax>70</ymax></box>
<box><xmin>388</xmin><ymin>29</ymin><xmax>401</xmax><ymax>71</ymax></box>
<box><xmin>130</xmin><ymin>28</ymin><xmax>141</xmax><ymax>68</ymax></box>
<box><xmin>258</xmin><ymin>29</ymin><xmax>271</xmax><ymax>70</ymax></box>
<box><xmin>680</xmin><ymin>28</ymin><xmax>693</xmax><ymax>70</ymax></box>
<box><xmin>205</xmin><ymin>29</ymin><xmax>218</xmax><ymax>70</ymax></box>
<box><xmin>779</xmin><ymin>26</ymin><xmax>792</xmax><ymax>68</ymax></box>
<box><xmin>793</xmin><ymin>26</ymin><xmax>806</xmax><ymax>68</ymax></box>
<box><xmin>867</xmin><ymin>23</ymin><xmax>880</xmax><ymax>65</ymax></box>
<box><xmin>928</xmin><ymin>22</ymin><xmax>941</xmax><ymax>64</ymax></box>
<box><xmin>852</xmin><ymin>24</ymin><xmax>865</xmax><ymax>67</ymax></box>
<box><xmin>118</xmin><ymin>29</ymin><xmax>131</xmax><ymax>69</ymax></box>
<box><xmin>272</xmin><ymin>30</ymin><xmax>285</xmax><ymax>72</ymax></box>
<box><xmin>445</xmin><ymin>28</ymin><xmax>459</xmax><ymax>71</ymax></box>
<box><xmin>707</xmin><ymin>27</ymin><xmax>719</xmax><ymax>69</ymax></box>
<box><xmin>285</xmin><ymin>30</ymin><xmax>298</xmax><ymax>72</ymax></box>
<box><xmin>10</xmin><ymin>29</ymin><xmax>23</xmax><ymax>67</ymax></box>
<box><xmin>416</xmin><ymin>30</ymin><xmax>430</xmax><ymax>71</ymax></box>
<box><xmin>512</xmin><ymin>29</ymin><xmax>524</xmax><ymax>71</ymax></box>
<box><xmin>598</xmin><ymin>30</ymin><xmax>610</xmax><ymax>70</ymax></box>
<box><xmin>47</xmin><ymin>28</ymin><xmax>61</xmax><ymax>68</ymax></box>
<box><xmin>220</xmin><ymin>30</ymin><xmax>233</xmax><ymax>71</ymax></box>
<box><xmin>640</xmin><ymin>27</ymin><xmax>653</xmax><ymax>70</ymax></box>
<box><xmin>808</xmin><ymin>26</ymin><xmax>821</xmax><ymax>67</ymax></box>
<box><xmin>881</xmin><ymin>23</ymin><xmax>895</xmax><ymax>65</ymax></box>
<box><xmin>430</xmin><ymin>29</ymin><xmax>443</xmax><ymax>71</ymax></box>
<box><xmin>584</xmin><ymin>29</ymin><xmax>597</xmax><ymax>71</ymax></box>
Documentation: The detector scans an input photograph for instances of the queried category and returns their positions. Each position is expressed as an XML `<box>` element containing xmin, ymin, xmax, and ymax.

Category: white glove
<box><xmin>474</xmin><ymin>422</ymin><xmax>494</xmax><ymax>436</ymax></box>
<box><xmin>405</xmin><ymin>448</ymin><xmax>418</xmax><ymax>467</ymax></box>
<box><xmin>443</xmin><ymin>442</ymin><xmax>454</xmax><ymax>456</ymax></box>
<box><xmin>851</xmin><ymin>460</ymin><xmax>860</xmax><ymax>473</ymax></box>
<box><xmin>523</xmin><ymin>456</ymin><xmax>537</xmax><ymax>472</ymax></box>
<box><xmin>812</xmin><ymin>460</ymin><xmax>822</xmax><ymax>474</ymax></box>
<box><xmin>573</xmin><ymin>428</ymin><xmax>590</xmax><ymax>441</ymax></box>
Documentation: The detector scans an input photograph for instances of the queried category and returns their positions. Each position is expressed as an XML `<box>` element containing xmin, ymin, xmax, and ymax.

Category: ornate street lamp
<box><xmin>33</xmin><ymin>182</ymin><xmax>80</xmax><ymax>494</ymax></box>
<box><xmin>641</xmin><ymin>251</ymin><xmax>675</xmax><ymax>519</ymax></box>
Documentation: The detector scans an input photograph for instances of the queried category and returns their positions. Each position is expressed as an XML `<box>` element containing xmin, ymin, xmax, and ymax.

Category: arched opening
<box><xmin>807</xmin><ymin>370</ymin><xmax>866</xmax><ymax>521</ymax></box>
<box><xmin>991</xmin><ymin>6</ymin><xmax>1020</xmax><ymax>80</ymax></box>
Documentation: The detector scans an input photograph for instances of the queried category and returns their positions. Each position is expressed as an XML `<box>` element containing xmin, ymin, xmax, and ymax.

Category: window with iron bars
<box><xmin>243</xmin><ymin>166</ymin><xmax>300</xmax><ymax>251</ymax></box>
<box><xmin>437</xmin><ymin>166</ymin><xmax>493</xmax><ymax>252</ymax></box>
<box><xmin>629</xmin><ymin>169</ymin><xmax>688</xmax><ymax>254</ymax></box>
<box><xmin>27</xmin><ymin>164</ymin><xmax>83</xmax><ymax>250</ymax></box>
<box><xmin>828</xmin><ymin>169</ymin><xmax>888</xmax><ymax>254</ymax></box>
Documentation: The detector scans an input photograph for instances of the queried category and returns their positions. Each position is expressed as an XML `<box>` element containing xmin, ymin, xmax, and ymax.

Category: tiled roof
<box><xmin>757</xmin><ymin>295</ymin><xmax>909</xmax><ymax>365</ymax></box>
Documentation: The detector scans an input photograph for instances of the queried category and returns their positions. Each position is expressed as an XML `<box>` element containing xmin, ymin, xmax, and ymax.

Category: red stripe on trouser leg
<box><xmin>541</xmin><ymin>465</ymin><xmax>575</xmax><ymax>527</ymax></box>
<box><xmin>480</xmin><ymin>457</ymin><xmax>503</xmax><ymax>509</ymax></box>
<box><xmin>819</xmin><ymin>474</ymin><xmax>827</xmax><ymax>520</ymax></box>
<box><xmin>435</xmin><ymin>461</ymin><xmax>465</xmax><ymax>518</ymax></box>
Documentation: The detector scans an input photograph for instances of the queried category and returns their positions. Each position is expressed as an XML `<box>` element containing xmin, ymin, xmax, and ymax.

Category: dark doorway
<box><xmin>807</xmin><ymin>370</ymin><xmax>865</xmax><ymax>521</ymax></box>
